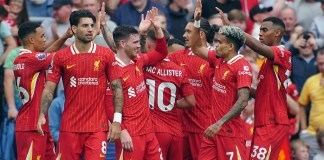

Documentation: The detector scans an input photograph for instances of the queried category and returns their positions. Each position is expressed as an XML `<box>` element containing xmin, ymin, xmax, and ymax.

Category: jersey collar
<box><xmin>227</xmin><ymin>54</ymin><xmax>243</xmax><ymax>65</ymax></box>
<box><xmin>70</xmin><ymin>41</ymin><xmax>96</xmax><ymax>55</ymax></box>
<box><xmin>19</xmin><ymin>49</ymin><xmax>33</xmax><ymax>55</ymax></box>
<box><xmin>115</xmin><ymin>57</ymin><xmax>134</xmax><ymax>67</ymax></box>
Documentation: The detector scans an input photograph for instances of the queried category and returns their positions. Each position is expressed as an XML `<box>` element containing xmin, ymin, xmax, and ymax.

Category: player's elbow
<box><xmin>185</xmin><ymin>94</ymin><xmax>196</xmax><ymax>108</ymax></box>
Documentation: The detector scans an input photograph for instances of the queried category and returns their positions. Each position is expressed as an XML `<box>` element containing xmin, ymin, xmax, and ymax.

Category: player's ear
<box><xmin>28</xmin><ymin>36</ymin><xmax>34</xmax><ymax>44</ymax></box>
<box><xmin>274</xmin><ymin>28</ymin><xmax>281</xmax><ymax>37</ymax></box>
<box><xmin>71</xmin><ymin>25</ymin><xmax>77</xmax><ymax>35</ymax></box>
<box><xmin>199</xmin><ymin>31</ymin><xmax>205</xmax><ymax>40</ymax></box>
<box><xmin>119</xmin><ymin>40</ymin><xmax>126</xmax><ymax>48</ymax></box>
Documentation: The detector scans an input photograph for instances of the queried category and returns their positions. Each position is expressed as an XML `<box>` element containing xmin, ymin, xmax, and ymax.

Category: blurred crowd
<box><xmin>1</xmin><ymin>0</ymin><xmax>324</xmax><ymax>159</ymax></box>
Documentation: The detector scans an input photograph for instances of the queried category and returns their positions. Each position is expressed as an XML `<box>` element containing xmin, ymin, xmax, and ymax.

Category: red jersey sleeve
<box><xmin>105</xmin><ymin>50</ymin><xmax>121</xmax><ymax>82</ymax></box>
<box><xmin>236</xmin><ymin>62</ymin><xmax>253</xmax><ymax>89</ymax></box>
<box><xmin>47</xmin><ymin>52</ymin><xmax>62</xmax><ymax>84</ymax></box>
<box><xmin>271</xmin><ymin>46</ymin><xmax>292</xmax><ymax>70</ymax></box>
<box><xmin>207</xmin><ymin>50</ymin><xmax>218</xmax><ymax>68</ymax></box>
<box><xmin>142</xmin><ymin>37</ymin><xmax>168</xmax><ymax>66</ymax></box>
<box><xmin>180</xmin><ymin>71</ymin><xmax>194</xmax><ymax>97</ymax></box>
<box><xmin>30</xmin><ymin>52</ymin><xmax>53</xmax><ymax>70</ymax></box>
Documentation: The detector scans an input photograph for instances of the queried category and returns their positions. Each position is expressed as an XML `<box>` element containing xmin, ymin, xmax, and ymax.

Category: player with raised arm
<box><xmin>191</xmin><ymin>1</ymin><xmax>252</xmax><ymax>159</ymax></box>
<box><xmin>143</xmin><ymin>28</ymin><xmax>196</xmax><ymax>160</ymax></box>
<box><xmin>217</xmin><ymin>6</ymin><xmax>292</xmax><ymax>160</ymax></box>
<box><xmin>13</xmin><ymin>22</ymin><xmax>72</xmax><ymax>159</ymax></box>
<box><xmin>112</xmin><ymin>7</ymin><xmax>168</xmax><ymax>159</ymax></box>
<box><xmin>167</xmin><ymin>10</ymin><xmax>216</xmax><ymax>160</ymax></box>
<box><xmin>36</xmin><ymin>10</ymin><xmax>124</xmax><ymax>159</ymax></box>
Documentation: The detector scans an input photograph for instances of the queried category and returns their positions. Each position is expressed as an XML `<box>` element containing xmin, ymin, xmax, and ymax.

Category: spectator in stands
<box><xmin>310</xmin><ymin>0</ymin><xmax>324</xmax><ymax>49</ymax></box>
<box><xmin>201</xmin><ymin>0</ymin><xmax>241</xmax><ymax>19</ymax></box>
<box><xmin>0</xmin><ymin>4</ymin><xmax>17</xmax><ymax>118</ymax></box>
<box><xmin>112</xmin><ymin>0</ymin><xmax>171</xmax><ymax>31</ymax></box>
<box><xmin>82</xmin><ymin>0</ymin><xmax>117</xmax><ymax>47</ymax></box>
<box><xmin>314</xmin><ymin>127</ymin><xmax>324</xmax><ymax>160</ymax></box>
<box><xmin>280</xmin><ymin>7</ymin><xmax>298</xmax><ymax>49</ymax></box>
<box><xmin>291</xmin><ymin>139</ymin><xmax>310</xmax><ymax>160</ymax></box>
<box><xmin>48</xmin><ymin>90</ymin><xmax>65</xmax><ymax>146</ymax></box>
<box><xmin>228</xmin><ymin>9</ymin><xmax>246</xmax><ymax>32</ymax></box>
<box><xmin>41</xmin><ymin>0</ymin><xmax>74</xmax><ymax>48</ymax></box>
<box><xmin>290</xmin><ymin>32</ymin><xmax>319</xmax><ymax>92</ymax></box>
<box><xmin>1</xmin><ymin>46</ymin><xmax>23</xmax><ymax>160</ymax></box>
<box><xmin>298</xmin><ymin>48</ymin><xmax>324</xmax><ymax>159</ymax></box>
<box><xmin>25</xmin><ymin>0</ymin><xmax>53</xmax><ymax>17</ymax></box>
<box><xmin>290</xmin><ymin>0</ymin><xmax>323</xmax><ymax>32</ymax></box>
<box><xmin>72</xmin><ymin>0</ymin><xmax>82</xmax><ymax>11</ymax></box>
<box><xmin>208</xmin><ymin>14</ymin><xmax>223</xmax><ymax>27</ymax></box>
<box><xmin>166</xmin><ymin>0</ymin><xmax>188</xmax><ymax>42</ymax></box>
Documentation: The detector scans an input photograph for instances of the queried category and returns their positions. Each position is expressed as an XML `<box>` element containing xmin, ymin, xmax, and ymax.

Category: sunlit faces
<box><xmin>183</xmin><ymin>22</ymin><xmax>194</xmax><ymax>48</ymax></box>
<box><xmin>73</xmin><ymin>18</ymin><xmax>95</xmax><ymax>43</ymax></box>
<box><xmin>125</xmin><ymin>34</ymin><xmax>141</xmax><ymax>59</ymax></box>
<box><xmin>317</xmin><ymin>52</ymin><xmax>324</xmax><ymax>74</ymax></box>
<box><xmin>82</xmin><ymin>0</ymin><xmax>100</xmax><ymax>16</ymax></box>
<box><xmin>215</xmin><ymin>34</ymin><xmax>231</xmax><ymax>58</ymax></box>
<box><xmin>293</xmin><ymin>146</ymin><xmax>309</xmax><ymax>160</ymax></box>
<box><xmin>279</xmin><ymin>8</ymin><xmax>296</xmax><ymax>33</ymax></box>
<box><xmin>31</xmin><ymin>27</ymin><xmax>46</xmax><ymax>51</ymax></box>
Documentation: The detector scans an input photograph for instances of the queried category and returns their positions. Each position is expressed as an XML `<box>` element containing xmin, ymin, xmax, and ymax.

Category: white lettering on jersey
<box><xmin>128</xmin><ymin>87</ymin><xmax>136</xmax><ymax>98</ymax></box>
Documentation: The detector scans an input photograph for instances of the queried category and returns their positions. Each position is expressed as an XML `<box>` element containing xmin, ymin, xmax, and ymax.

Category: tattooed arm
<box><xmin>204</xmin><ymin>87</ymin><xmax>250</xmax><ymax>138</ymax></box>
<box><xmin>37</xmin><ymin>81</ymin><xmax>57</xmax><ymax>136</ymax></box>
<box><xmin>102</xmin><ymin>24</ymin><xmax>117</xmax><ymax>53</ymax></box>
<box><xmin>108</xmin><ymin>78</ymin><xmax>124</xmax><ymax>142</ymax></box>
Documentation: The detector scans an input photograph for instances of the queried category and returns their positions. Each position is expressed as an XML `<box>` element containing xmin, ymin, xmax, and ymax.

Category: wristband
<box><xmin>194</xmin><ymin>20</ymin><xmax>200</xmax><ymax>28</ymax></box>
<box><xmin>113</xmin><ymin>112</ymin><xmax>122</xmax><ymax>123</ymax></box>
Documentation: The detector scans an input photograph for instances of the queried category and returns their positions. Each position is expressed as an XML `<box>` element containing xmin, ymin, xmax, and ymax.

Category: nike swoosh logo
<box><xmin>66</xmin><ymin>64</ymin><xmax>76</xmax><ymax>69</ymax></box>
<box><xmin>123</xmin><ymin>75</ymin><xmax>130</xmax><ymax>81</ymax></box>
<box><xmin>99</xmin><ymin>154</ymin><xmax>106</xmax><ymax>158</ymax></box>
<box><xmin>180</xmin><ymin>63</ymin><xmax>186</xmax><ymax>66</ymax></box>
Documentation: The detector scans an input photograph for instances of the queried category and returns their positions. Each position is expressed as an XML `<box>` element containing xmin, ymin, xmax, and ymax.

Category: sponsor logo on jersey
<box><xmin>128</xmin><ymin>87</ymin><xmax>136</xmax><ymax>98</ymax></box>
<box><xmin>70</xmin><ymin>76</ymin><xmax>77</xmax><ymax>87</ymax></box>
<box><xmin>35</xmin><ymin>53</ymin><xmax>47</xmax><ymax>60</ymax></box>
<box><xmin>66</xmin><ymin>64</ymin><xmax>76</xmax><ymax>69</ymax></box>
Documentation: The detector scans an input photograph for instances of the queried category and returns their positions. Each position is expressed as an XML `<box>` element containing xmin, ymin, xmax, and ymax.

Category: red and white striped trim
<box><xmin>70</xmin><ymin>42</ymin><xmax>96</xmax><ymax>55</ymax></box>
<box><xmin>115</xmin><ymin>57</ymin><xmax>134</xmax><ymax>67</ymax></box>
<box><xmin>19</xmin><ymin>48</ymin><xmax>32</xmax><ymax>55</ymax></box>
<box><xmin>227</xmin><ymin>54</ymin><xmax>243</xmax><ymax>65</ymax></box>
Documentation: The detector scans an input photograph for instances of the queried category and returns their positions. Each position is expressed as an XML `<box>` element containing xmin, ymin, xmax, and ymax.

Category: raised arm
<box><xmin>204</xmin><ymin>87</ymin><xmax>250</xmax><ymax>139</ymax></box>
<box><xmin>98</xmin><ymin>2</ymin><xmax>117</xmax><ymax>53</ymax></box>
<box><xmin>190</xmin><ymin>0</ymin><xmax>209</xmax><ymax>60</ymax></box>
<box><xmin>109</xmin><ymin>78</ymin><xmax>124</xmax><ymax>142</ymax></box>
<box><xmin>37</xmin><ymin>81</ymin><xmax>57</xmax><ymax>136</ymax></box>
<box><xmin>44</xmin><ymin>27</ymin><xmax>73</xmax><ymax>53</ymax></box>
<box><xmin>216</xmin><ymin>7</ymin><xmax>275</xmax><ymax>61</ymax></box>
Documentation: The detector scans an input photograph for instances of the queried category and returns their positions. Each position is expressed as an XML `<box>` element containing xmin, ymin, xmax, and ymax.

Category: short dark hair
<box><xmin>228</xmin><ymin>9</ymin><xmax>246</xmax><ymax>22</ymax></box>
<box><xmin>147</xmin><ymin>28</ymin><xmax>170</xmax><ymax>43</ymax></box>
<box><xmin>0</xmin><ymin>4</ymin><xmax>8</xmax><ymax>17</ymax></box>
<box><xmin>189</xmin><ymin>18</ymin><xmax>219</xmax><ymax>43</ymax></box>
<box><xmin>113</xmin><ymin>25</ymin><xmax>139</xmax><ymax>48</ymax></box>
<box><xmin>69</xmin><ymin>10</ymin><xmax>96</xmax><ymax>26</ymax></box>
<box><xmin>18</xmin><ymin>22</ymin><xmax>41</xmax><ymax>40</ymax></box>
<box><xmin>263</xmin><ymin>17</ymin><xmax>285</xmax><ymax>34</ymax></box>
<box><xmin>167</xmin><ymin>38</ymin><xmax>185</xmax><ymax>47</ymax></box>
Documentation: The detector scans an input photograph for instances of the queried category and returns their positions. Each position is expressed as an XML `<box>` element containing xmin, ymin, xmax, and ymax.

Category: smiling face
<box><xmin>125</xmin><ymin>34</ymin><xmax>141</xmax><ymax>59</ymax></box>
<box><xmin>72</xmin><ymin>17</ymin><xmax>94</xmax><ymax>43</ymax></box>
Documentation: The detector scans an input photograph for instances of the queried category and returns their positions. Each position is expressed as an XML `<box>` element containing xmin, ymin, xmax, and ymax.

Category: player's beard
<box><xmin>76</xmin><ymin>33</ymin><xmax>93</xmax><ymax>44</ymax></box>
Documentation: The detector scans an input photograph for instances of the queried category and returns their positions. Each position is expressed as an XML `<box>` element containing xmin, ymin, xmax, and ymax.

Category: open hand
<box><xmin>215</xmin><ymin>7</ymin><xmax>230</xmax><ymax>25</ymax></box>
<box><xmin>194</xmin><ymin>0</ymin><xmax>202</xmax><ymax>21</ymax></box>
<box><xmin>36</xmin><ymin>114</ymin><xmax>46</xmax><ymax>136</ymax></box>
<box><xmin>121</xmin><ymin>130</ymin><xmax>134</xmax><ymax>152</ymax></box>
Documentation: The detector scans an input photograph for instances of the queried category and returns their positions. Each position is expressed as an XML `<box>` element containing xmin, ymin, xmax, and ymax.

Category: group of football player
<box><xmin>12</xmin><ymin>0</ymin><xmax>292</xmax><ymax>159</ymax></box>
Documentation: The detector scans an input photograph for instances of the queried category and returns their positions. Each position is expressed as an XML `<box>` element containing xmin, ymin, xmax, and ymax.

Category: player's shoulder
<box><xmin>272</xmin><ymin>45</ymin><xmax>291</xmax><ymax>56</ymax></box>
<box><xmin>95</xmin><ymin>45</ymin><xmax>114</xmax><ymax>54</ymax></box>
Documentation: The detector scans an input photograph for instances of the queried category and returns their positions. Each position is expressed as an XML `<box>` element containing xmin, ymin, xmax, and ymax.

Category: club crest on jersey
<box><xmin>222</xmin><ymin>70</ymin><xmax>230</xmax><ymax>80</ymax></box>
<box><xmin>35</xmin><ymin>53</ymin><xmax>47</xmax><ymax>60</ymax></box>
<box><xmin>94</xmin><ymin>60</ymin><xmax>100</xmax><ymax>71</ymax></box>
<box><xmin>198</xmin><ymin>64</ymin><xmax>206</xmax><ymax>74</ymax></box>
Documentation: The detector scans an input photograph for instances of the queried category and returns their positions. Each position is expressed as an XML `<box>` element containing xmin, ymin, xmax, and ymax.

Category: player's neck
<box><xmin>23</xmin><ymin>45</ymin><xmax>37</xmax><ymax>52</ymax></box>
<box><xmin>116</xmin><ymin>51</ymin><xmax>132</xmax><ymax>65</ymax></box>
<box><xmin>74</xmin><ymin>40</ymin><xmax>92</xmax><ymax>53</ymax></box>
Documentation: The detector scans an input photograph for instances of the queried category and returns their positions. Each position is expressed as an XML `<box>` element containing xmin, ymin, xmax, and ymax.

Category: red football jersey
<box><xmin>144</xmin><ymin>59</ymin><xmax>194</xmax><ymax>137</ymax></box>
<box><xmin>254</xmin><ymin>46</ymin><xmax>292</xmax><ymax>127</ymax></box>
<box><xmin>47</xmin><ymin>42</ymin><xmax>120</xmax><ymax>132</ymax></box>
<box><xmin>168</xmin><ymin>49</ymin><xmax>213</xmax><ymax>133</ymax></box>
<box><xmin>13</xmin><ymin>49</ymin><xmax>52</xmax><ymax>131</ymax></box>
<box><xmin>286</xmin><ymin>81</ymin><xmax>299</xmax><ymax>135</ymax></box>
<box><xmin>208</xmin><ymin>51</ymin><xmax>252</xmax><ymax>138</ymax></box>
